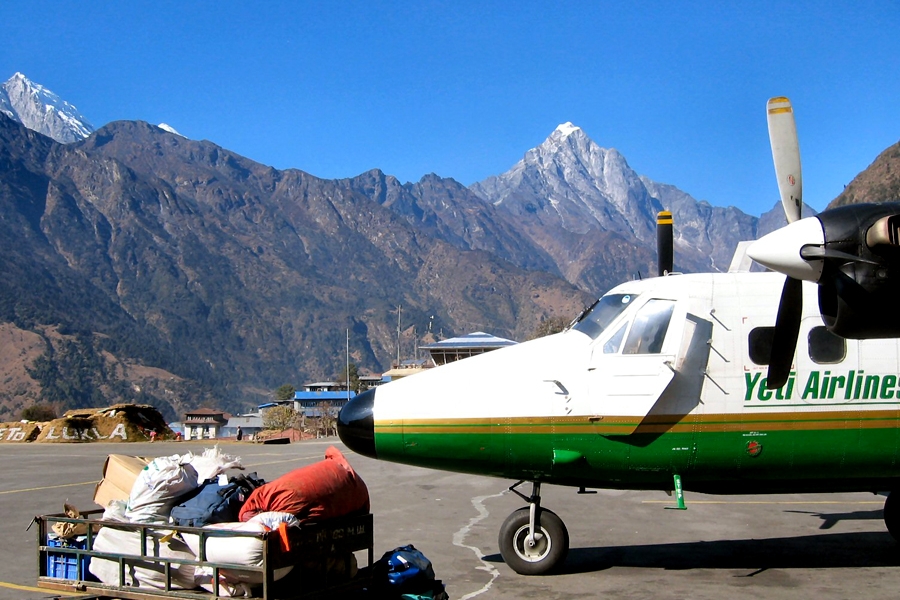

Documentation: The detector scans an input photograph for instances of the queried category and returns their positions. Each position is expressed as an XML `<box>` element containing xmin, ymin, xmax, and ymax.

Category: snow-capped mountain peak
<box><xmin>470</xmin><ymin>121</ymin><xmax>762</xmax><ymax>280</ymax></box>
<box><xmin>157</xmin><ymin>123</ymin><xmax>185</xmax><ymax>137</ymax></box>
<box><xmin>1</xmin><ymin>72</ymin><xmax>94</xmax><ymax>143</ymax></box>
<box><xmin>553</xmin><ymin>122</ymin><xmax>582</xmax><ymax>139</ymax></box>
<box><xmin>471</xmin><ymin>123</ymin><xmax>660</xmax><ymax>240</ymax></box>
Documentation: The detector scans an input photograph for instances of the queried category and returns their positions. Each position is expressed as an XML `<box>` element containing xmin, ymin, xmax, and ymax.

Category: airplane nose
<box><xmin>338</xmin><ymin>388</ymin><xmax>376</xmax><ymax>458</ymax></box>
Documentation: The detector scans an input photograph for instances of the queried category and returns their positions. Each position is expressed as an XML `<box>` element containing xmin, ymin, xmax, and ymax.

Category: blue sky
<box><xmin>2</xmin><ymin>1</ymin><xmax>899</xmax><ymax>217</ymax></box>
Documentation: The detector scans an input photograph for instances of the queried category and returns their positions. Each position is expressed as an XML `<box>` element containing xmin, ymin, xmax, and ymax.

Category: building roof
<box><xmin>225</xmin><ymin>415</ymin><xmax>264</xmax><ymax>429</ymax></box>
<box><xmin>419</xmin><ymin>331</ymin><xmax>517</xmax><ymax>350</ymax></box>
<box><xmin>185</xmin><ymin>407</ymin><xmax>228</xmax><ymax>416</ymax></box>
<box><xmin>382</xmin><ymin>366</ymin><xmax>429</xmax><ymax>378</ymax></box>
<box><xmin>303</xmin><ymin>381</ymin><xmax>342</xmax><ymax>389</ymax></box>
<box><xmin>184</xmin><ymin>407</ymin><xmax>231</xmax><ymax>423</ymax></box>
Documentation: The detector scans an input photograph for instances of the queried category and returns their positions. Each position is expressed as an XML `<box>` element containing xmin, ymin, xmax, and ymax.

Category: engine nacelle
<box><xmin>815</xmin><ymin>203</ymin><xmax>900</xmax><ymax>338</ymax></box>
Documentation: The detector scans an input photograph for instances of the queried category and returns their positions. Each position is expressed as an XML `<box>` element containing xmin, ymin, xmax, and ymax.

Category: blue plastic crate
<box><xmin>47</xmin><ymin>535</ymin><xmax>91</xmax><ymax>580</ymax></box>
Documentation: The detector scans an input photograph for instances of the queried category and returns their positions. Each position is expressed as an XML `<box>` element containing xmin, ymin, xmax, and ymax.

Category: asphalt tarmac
<box><xmin>3</xmin><ymin>439</ymin><xmax>900</xmax><ymax>600</ymax></box>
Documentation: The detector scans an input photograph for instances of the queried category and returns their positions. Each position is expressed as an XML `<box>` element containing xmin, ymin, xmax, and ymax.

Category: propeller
<box><xmin>749</xmin><ymin>99</ymin><xmax>900</xmax><ymax>388</ymax></box>
<box><xmin>762</xmin><ymin>97</ymin><xmax>804</xmax><ymax>389</ymax></box>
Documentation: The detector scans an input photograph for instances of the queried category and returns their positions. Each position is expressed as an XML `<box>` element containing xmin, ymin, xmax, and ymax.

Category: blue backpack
<box><xmin>170</xmin><ymin>472</ymin><xmax>264</xmax><ymax>527</ymax></box>
<box><xmin>372</xmin><ymin>545</ymin><xmax>444</xmax><ymax>598</ymax></box>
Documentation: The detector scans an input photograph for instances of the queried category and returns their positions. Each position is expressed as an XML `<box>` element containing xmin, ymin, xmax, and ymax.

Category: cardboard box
<box><xmin>93</xmin><ymin>454</ymin><xmax>151</xmax><ymax>508</ymax></box>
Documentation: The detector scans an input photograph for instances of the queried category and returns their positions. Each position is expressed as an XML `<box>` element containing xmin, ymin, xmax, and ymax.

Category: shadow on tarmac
<box><xmin>784</xmin><ymin>508</ymin><xmax>886</xmax><ymax>529</ymax></box>
<box><xmin>484</xmin><ymin>530</ymin><xmax>900</xmax><ymax>575</ymax></box>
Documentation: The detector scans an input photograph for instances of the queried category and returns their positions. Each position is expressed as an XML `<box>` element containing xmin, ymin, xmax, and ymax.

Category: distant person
<box><xmin>149</xmin><ymin>429</ymin><xmax>157</xmax><ymax>442</ymax></box>
<box><xmin>236</xmin><ymin>426</ymin><xmax>243</xmax><ymax>441</ymax></box>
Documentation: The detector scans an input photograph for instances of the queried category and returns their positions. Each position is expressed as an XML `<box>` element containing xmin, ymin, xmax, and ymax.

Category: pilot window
<box><xmin>571</xmin><ymin>293</ymin><xmax>638</xmax><ymax>340</ymax></box>
<box><xmin>603</xmin><ymin>322</ymin><xmax>628</xmax><ymax>354</ymax></box>
<box><xmin>622</xmin><ymin>299</ymin><xmax>675</xmax><ymax>354</ymax></box>
<box><xmin>808</xmin><ymin>326</ymin><xmax>845</xmax><ymax>364</ymax></box>
<box><xmin>748</xmin><ymin>327</ymin><xmax>775</xmax><ymax>365</ymax></box>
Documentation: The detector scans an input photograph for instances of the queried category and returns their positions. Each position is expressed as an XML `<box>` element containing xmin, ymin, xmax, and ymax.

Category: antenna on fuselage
<box><xmin>657</xmin><ymin>210</ymin><xmax>674</xmax><ymax>276</ymax></box>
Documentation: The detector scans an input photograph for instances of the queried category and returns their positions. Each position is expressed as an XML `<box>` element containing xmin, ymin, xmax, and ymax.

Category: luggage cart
<box><xmin>34</xmin><ymin>509</ymin><xmax>374</xmax><ymax>600</ymax></box>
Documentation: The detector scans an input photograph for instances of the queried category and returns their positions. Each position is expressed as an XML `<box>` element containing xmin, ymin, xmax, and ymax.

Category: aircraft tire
<box><xmin>498</xmin><ymin>507</ymin><xmax>569</xmax><ymax>575</ymax></box>
<box><xmin>884</xmin><ymin>492</ymin><xmax>900</xmax><ymax>542</ymax></box>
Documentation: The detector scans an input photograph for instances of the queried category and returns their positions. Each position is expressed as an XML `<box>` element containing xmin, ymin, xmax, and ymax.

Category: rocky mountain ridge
<box><xmin>0</xmin><ymin>113</ymin><xmax>591</xmax><ymax>421</ymax></box>
<box><xmin>828</xmin><ymin>140</ymin><xmax>900</xmax><ymax>209</ymax></box>
<box><xmin>1</xmin><ymin>73</ymin><xmax>94</xmax><ymax>143</ymax></box>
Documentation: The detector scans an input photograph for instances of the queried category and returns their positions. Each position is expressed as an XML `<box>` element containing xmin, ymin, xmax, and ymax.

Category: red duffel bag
<box><xmin>238</xmin><ymin>446</ymin><xmax>369</xmax><ymax>523</ymax></box>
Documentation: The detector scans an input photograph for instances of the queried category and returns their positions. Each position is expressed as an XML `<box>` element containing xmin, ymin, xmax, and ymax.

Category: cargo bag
<box><xmin>170</xmin><ymin>472</ymin><xmax>265</xmax><ymax>527</ymax></box>
<box><xmin>372</xmin><ymin>544</ymin><xmax>446</xmax><ymax>599</ymax></box>
<box><xmin>238</xmin><ymin>446</ymin><xmax>368</xmax><ymax>524</ymax></box>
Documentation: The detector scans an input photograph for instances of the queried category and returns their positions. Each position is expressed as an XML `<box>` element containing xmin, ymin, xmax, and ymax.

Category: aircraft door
<box><xmin>585</xmin><ymin>298</ymin><xmax>680</xmax><ymax>435</ymax></box>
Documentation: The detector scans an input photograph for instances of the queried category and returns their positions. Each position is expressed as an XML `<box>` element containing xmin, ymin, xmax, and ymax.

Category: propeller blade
<box><xmin>767</xmin><ymin>97</ymin><xmax>803</xmax><ymax>224</ymax></box>
<box><xmin>818</xmin><ymin>279</ymin><xmax>838</xmax><ymax>329</ymax></box>
<box><xmin>657</xmin><ymin>211</ymin><xmax>673</xmax><ymax>276</ymax></box>
<box><xmin>767</xmin><ymin>276</ymin><xmax>802</xmax><ymax>389</ymax></box>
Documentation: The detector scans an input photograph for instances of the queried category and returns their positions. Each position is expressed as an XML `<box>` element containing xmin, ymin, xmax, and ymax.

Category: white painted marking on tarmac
<box><xmin>453</xmin><ymin>490</ymin><xmax>506</xmax><ymax>600</ymax></box>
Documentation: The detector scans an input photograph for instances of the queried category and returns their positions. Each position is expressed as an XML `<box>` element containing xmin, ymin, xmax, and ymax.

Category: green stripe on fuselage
<box><xmin>373</xmin><ymin>414</ymin><xmax>900</xmax><ymax>493</ymax></box>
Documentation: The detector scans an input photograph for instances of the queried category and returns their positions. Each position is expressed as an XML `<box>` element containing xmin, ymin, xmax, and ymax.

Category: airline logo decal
<box><xmin>745</xmin><ymin>370</ymin><xmax>900</xmax><ymax>402</ymax></box>
<box><xmin>746</xmin><ymin>440</ymin><xmax>763</xmax><ymax>456</ymax></box>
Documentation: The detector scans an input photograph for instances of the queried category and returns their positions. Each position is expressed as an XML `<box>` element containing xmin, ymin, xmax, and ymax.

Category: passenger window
<box><xmin>623</xmin><ymin>300</ymin><xmax>675</xmax><ymax>354</ymax></box>
<box><xmin>748</xmin><ymin>327</ymin><xmax>775</xmax><ymax>365</ymax></box>
<box><xmin>808</xmin><ymin>326</ymin><xmax>845</xmax><ymax>364</ymax></box>
<box><xmin>603</xmin><ymin>322</ymin><xmax>628</xmax><ymax>354</ymax></box>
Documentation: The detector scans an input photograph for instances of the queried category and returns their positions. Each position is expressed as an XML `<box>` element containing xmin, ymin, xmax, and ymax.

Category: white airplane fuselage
<box><xmin>339</xmin><ymin>270</ymin><xmax>900</xmax><ymax>495</ymax></box>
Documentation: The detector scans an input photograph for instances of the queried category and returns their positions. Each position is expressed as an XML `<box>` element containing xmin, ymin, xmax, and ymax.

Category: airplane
<box><xmin>338</xmin><ymin>97</ymin><xmax>900</xmax><ymax>575</ymax></box>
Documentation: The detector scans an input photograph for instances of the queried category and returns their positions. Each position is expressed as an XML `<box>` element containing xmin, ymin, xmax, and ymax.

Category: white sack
<box><xmin>125</xmin><ymin>446</ymin><xmax>242</xmax><ymax>523</ymax></box>
<box><xmin>182</xmin><ymin>520</ymin><xmax>292</xmax><ymax>584</ymax></box>
<box><xmin>194</xmin><ymin>568</ymin><xmax>254</xmax><ymax>597</ymax></box>
<box><xmin>88</xmin><ymin>525</ymin><xmax>197</xmax><ymax>590</ymax></box>
<box><xmin>248</xmin><ymin>511</ymin><xmax>300</xmax><ymax>530</ymax></box>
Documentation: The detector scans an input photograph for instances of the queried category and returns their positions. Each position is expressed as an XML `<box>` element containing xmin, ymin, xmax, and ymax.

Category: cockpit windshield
<box><xmin>570</xmin><ymin>293</ymin><xmax>638</xmax><ymax>340</ymax></box>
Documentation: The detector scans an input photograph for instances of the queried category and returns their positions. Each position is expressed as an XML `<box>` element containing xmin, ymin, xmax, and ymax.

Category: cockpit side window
<box><xmin>622</xmin><ymin>299</ymin><xmax>675</xmax><ymax>354</ymax></box>
<box><xmin>603</xmin><ymin>322</ymin><xmax>628</xmax><ymax>354</ymax></box>
<box><xmin>571</xmin><ymin>294</ymin><xmax>638</xmax><ymax>340</ymax></box>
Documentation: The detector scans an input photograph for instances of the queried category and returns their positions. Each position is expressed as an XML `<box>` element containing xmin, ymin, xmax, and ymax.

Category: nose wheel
<box><xmin>498</xmin><ymin>482</ymin><xmax>569</xmax><ymax>575</ymax></box>
<box><xmin>885</xmin><ymin>490</ymin><xmax>900</xmax><ymax>541</ymax></box>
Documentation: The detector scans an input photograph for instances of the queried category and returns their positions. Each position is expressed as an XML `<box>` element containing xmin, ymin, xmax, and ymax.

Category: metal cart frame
<box><xmin>34</xmin><ymin>509</ymin><xmax>374</xmax><ymax>600</ymax></box>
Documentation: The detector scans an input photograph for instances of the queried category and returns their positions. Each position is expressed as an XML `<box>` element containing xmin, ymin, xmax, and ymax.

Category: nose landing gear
<box><xmin>885</xmin><ymin>490</ymin><xmax>900</xmax><ymax>541</ymax></box>
<box><xmin>498</xmin><ymin>481</ymin><xmax>569</xmax><ymax>575</ymax></box>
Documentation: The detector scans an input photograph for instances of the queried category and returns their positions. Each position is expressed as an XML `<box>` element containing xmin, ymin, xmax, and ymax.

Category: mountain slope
<box><xmin>828</xmin><ymin>140</ymin><xmax>900</xmax><ymax>209</ymax></box>
<box><xmin>340</xmin><ymin>169</ymin><xmax>561</xmax><ymax>275</ymax></box>
<box><xmin>0</xmin><ymin>113</ymin><xmax>593</xmax><ymax>421</ymax></box>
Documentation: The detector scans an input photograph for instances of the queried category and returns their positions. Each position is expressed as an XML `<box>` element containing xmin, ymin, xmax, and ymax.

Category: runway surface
<box><xmin>2</xmin><ymin>439</ymin><xmax>899</xmax><ymax>599</ymax></box>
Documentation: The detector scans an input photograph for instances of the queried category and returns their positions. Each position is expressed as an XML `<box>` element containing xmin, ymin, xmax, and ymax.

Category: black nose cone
<box><xmin>338</xmin><ymin>388</ymin><xmax>376</xmax><ymax>458</ymax></box>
